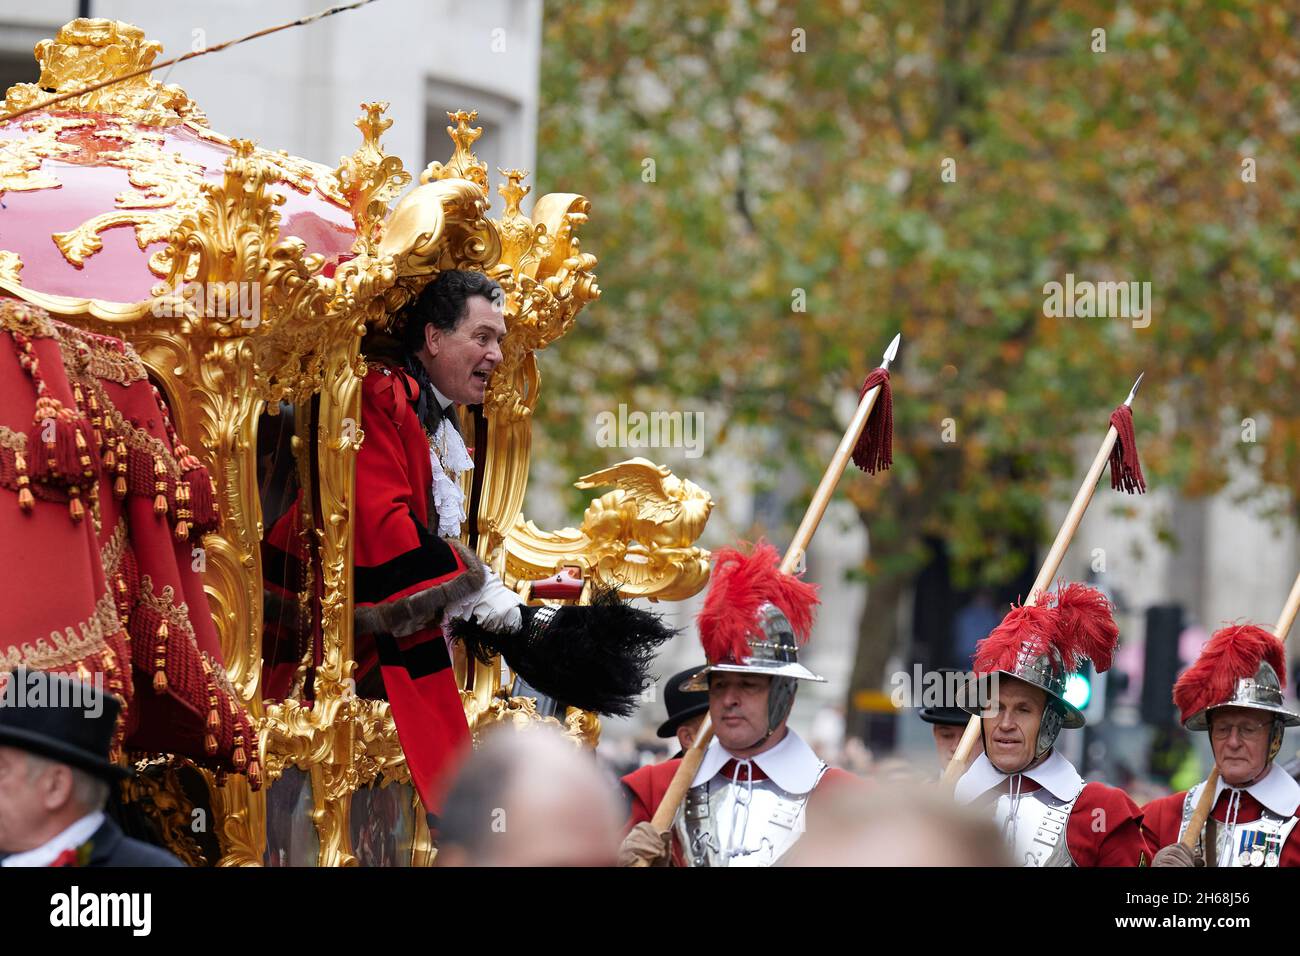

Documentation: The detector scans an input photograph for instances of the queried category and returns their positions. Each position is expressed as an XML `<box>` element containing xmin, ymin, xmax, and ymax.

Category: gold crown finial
<box><xmin>1</xmin><ymin>18</ymin><xmax>205</xmax><ymax>126</ymax></box>
<box><xmin>419</xmin><ymin>109</ymin><xmax>489</xmax><ymax>194</ymax></box>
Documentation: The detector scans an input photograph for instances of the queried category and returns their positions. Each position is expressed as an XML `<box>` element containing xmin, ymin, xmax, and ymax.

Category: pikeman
<box><xmin>953</xmin><ymin>584</ymin><xmax>1151</xmax><ymax>866</ymax></box>
<box><xmin>619</xmin><ymin>541</ymin><xmax>861</xmax><ymax>867</ymax></box>
<box><xmin>1144</xmin><ymin>570</ymin><xmax>1300</xmax><ymax>867</ymax></box>
<box><xmin>619</xmin><ymin>331</ymin><xmax>901</xmax><ymax>867</ymax></box>
<box><xmin>944</xmin><ymin>376</ymin><xmax>1153</xmax><ymax>866</ymax></box>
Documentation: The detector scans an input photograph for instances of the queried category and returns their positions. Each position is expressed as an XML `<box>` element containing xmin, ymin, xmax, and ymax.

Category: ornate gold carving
<box><xmin>207</xmin><ymin>771</ymin><xmax>265</xmax><ymax>867</ymax></box>
<box><xmin>0</xmin><ymin>251</ymin><xmax>21</xmax><ymax>285</ymax></box>
<box><xmin>460</xmin><ymin>692</ymin><xmax>601</xmax><ymax>749</ymax></box>
<box><xmin>0</xmin><ymin>116</ymin><xmax>93</xmax><ymax>196</ymax></box>
<box><xmin>374</xmin><ymin>178</ymin><xmax>502</xmax><ymax>322</ymax></box>
<box><xmin>52</xmin><ymin>126</ymin><xmax>209</xmax><ymax>273</ymax></box>
<box><xmin>332</xmin><ymin>102</ymin><xmax>412</xmax><ymax>256</ymax></box>
<box><xmin>420</xmin><ymin>110</ymin><xmax>490</xmax><ymax>194</ymax></box>
<box><xmin>506</xmin><ymin>458</ymin><xmax>713</xmax><ymax>601</ymax></box>
<box><xmin>1</xmin><ymin>19</ymin><xmax>207</xmax><ymax>127</ymax></box>
<box><xmin>122</xmin><ymin>758</ymin><xmax>209</xmax><ymax>866</ymax></box>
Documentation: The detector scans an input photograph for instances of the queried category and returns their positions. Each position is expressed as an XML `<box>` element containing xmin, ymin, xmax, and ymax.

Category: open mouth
<box><xmin>472</xmin><ymin>369</ymin><xmax>490</xmax><ymax>384</ymax></box>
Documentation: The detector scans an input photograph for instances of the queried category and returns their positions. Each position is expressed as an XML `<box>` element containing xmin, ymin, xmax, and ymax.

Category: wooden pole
<box><xmin>636</xmin><ymin>335</ymin><xmax>900</xmax><ymax>850</ymax></box>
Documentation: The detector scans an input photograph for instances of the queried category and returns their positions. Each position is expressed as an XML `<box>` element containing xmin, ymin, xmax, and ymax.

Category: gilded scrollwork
<box><xmin>506</xmin><ymin>458</ymin><xmax>713</xmax><ymax>601</ymax></box>
<box><xmin>332</xmin><ymin>101</ymin><xmax>412</xmax><ymax>256</ymax></box>
<box><xmin>0</xmin><ymin>19</ymin><xmax>207</xmax><ymax>127</ymax></box>
<box><xmin>122</xmin><ymin>758</ymin><xmax>209</xmax><ymax>867</ymax></box>
<box><xmin>1</xmin><ymin>18</ymin><xmax>714</xmax><ymax>867</ymax></box>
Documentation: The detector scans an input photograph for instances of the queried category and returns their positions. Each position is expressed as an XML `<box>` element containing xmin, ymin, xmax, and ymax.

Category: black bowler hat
<box><xmin>0</xmin><ymin>668</ymin><xmax>130</xmax><ymax>781</ymax></box>
<box><xmin>656</xmin><ymin>667</ymin><xmax>710</xmax><ymax>738</ymax></box>
<box><xmin>918</xmin><ymin>667</ymin><xmax>973</xmax><ymax>727</ymax></box>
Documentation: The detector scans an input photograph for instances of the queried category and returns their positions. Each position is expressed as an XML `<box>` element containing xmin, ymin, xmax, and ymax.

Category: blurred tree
<box><xmin>533</xmin><ymin>1</ymin><xmax>1300</xmax><ymax>708</ymax></box>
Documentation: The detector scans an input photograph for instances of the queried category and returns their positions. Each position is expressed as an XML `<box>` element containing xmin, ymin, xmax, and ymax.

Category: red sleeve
<box><xmin>355</xmin><ymin>368</ymin><xmax>429</xmax><ymax>569</ymax></box>
<box><xmin>621</xmin><ymin>759</ymin><xmax>682</xmax><ymax>830</ymax></box>
<box><xmin>1068</xmin><ymin>782</ymin><xmax>1153</xmax><ymax>866</ymax></box>
<box><xmin>1140</xmin><ymin>792</ymin><xmax>1187</xmax><ymax>849</ymax></box>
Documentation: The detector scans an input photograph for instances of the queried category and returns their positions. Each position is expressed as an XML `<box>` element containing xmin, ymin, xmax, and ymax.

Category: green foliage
<box><xmin>534</xmin><ymin>0</ymin><xmax>1300</xmax><ymax>594</ymax></box>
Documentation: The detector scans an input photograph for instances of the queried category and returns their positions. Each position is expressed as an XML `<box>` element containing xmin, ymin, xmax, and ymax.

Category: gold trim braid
<box><xmin>1</xmin><ymin>591</ymin><xmax>119</xmax><ymax>671</ymax></box>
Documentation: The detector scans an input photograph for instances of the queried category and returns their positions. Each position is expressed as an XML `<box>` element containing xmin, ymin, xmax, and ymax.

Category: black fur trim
<box><xmin>355</xmin><ymin>539</ymin><xmax>486</xmax><ymax>637</ymax></box>
<box><xmin>451</xmin><ymin>588</ymin><xmax>678</xmax><ymax>716</ymax></box>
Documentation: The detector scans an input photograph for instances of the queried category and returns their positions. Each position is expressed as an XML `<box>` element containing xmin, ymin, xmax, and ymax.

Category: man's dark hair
<box><xmin>401</xmin><ymin>269</ymin><xmax>502</xmax><ymax>354</ymax></box>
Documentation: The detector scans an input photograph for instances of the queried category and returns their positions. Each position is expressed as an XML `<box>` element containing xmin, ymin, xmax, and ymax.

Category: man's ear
<box><xmin>424</xmin><ymin>322</ymin><xmax>442</xmax><ymax>357</ymax></box>
<box><xmin>39</xmin><ymin>764</ymin><xmax>75</xmax><ymax>812</ymax></box>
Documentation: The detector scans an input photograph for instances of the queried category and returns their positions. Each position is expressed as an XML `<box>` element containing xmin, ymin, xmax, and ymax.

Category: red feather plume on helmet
<box><xmin>1051</xmin><ymin>582</ymin><xmax>1119</xmax><ymax>674</ymax></box>
<box><xmin>972</xmin><ymin>604</ymin><xmax>1058</xmax><ymax>675</ymax></box>
<box><xmin>1173</xmin><ymin>624</ymin><xmax>1286</xmax><ymax>725</ymax></box>
<box><xmin>697</xmin><ymin>541</ymin><xmax>819</xmax><ymax>665</ymax></box>
<box><xmin>971</xmin><ymin>583</ymin><xmax>1118</xmax><ymax>675</ymax></box>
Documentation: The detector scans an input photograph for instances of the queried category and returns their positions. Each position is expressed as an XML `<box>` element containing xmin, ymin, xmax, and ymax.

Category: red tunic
<box><xmin>996</xmin><ymin>778</ymin><xmax>1152</xmax><ymax>866</ymax></box>
<box><xmin>263</xmin><ymin>362</ymin><xmax>483</xmax><ymax>817</ymax></box>
<box><xmin>1143</xmin><ymin>788</ymin><xmax>1300</xmax><ymax>866</ymax></box>
<box><xmin>621</xmin><ymin>756</ymin><xmax>861</xmax><ymax>866</ymax></box>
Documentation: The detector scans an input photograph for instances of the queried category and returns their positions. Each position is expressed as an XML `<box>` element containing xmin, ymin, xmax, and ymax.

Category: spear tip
<box><xmin>1123</xmin><ymin>371</ymin><xmax>1145</xmax><ymax>407</ymax></box>
<box><xmin>881</xmin><ymin>332</ymin><xmax>902</xmax><ymax>368</ymax></box>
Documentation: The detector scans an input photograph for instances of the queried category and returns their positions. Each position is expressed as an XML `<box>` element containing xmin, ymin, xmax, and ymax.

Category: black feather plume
<box><xmin>451</xmin><ymin>588</ymin><xmax>678</xmax><ymax>717</ymax></box>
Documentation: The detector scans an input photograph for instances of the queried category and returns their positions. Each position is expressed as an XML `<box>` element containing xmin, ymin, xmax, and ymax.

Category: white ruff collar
<box><xmin>691</xmin><ymin>728</ymin><xmax>825</xmax><ymax>794</ymax></box>
<box><xmin>954</xmin><ymin>750</ymin><xmax>1084</xmax><ymax>805</ymax></box>
<box><xmin>1205</xmin><ymin>762</ymin><xmax>1300</xmax><ymax>818</ymax></box>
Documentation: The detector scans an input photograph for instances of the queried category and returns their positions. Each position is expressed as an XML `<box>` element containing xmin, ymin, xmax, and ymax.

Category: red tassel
<box><xmin>1108</xmin><ymin>405</ymin><xmax>1146</xmax><ymax>494</ymax></box>
<box><xmin>186</xmin><ymin>467</ymin><xmax>217</xmax><ymax>530</ymax></box>
<box><xmin>850</xmin><ymin>368</ymin><xmax>893</xmax><ymax>475</ymax></box>
<box><xmin>174</xmin><ymin>444</ymin><xmax>218</xmax><ymax>533</ymax></box>
<box><xmin>29</xmin><ymin>398</ymin><xmax>93</xmax><ymax>485</ymax></box>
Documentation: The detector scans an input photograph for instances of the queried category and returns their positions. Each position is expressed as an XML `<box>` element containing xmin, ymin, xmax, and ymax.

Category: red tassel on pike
<box><xmin>851</xmin><ymin>367</ymin><xmax>893</xmax><ymax>475</ymax></box>
<box><xmin>1108</xmin><ymin>404</ymin><xmax>1145</xmax><ymax>494</ymax></box>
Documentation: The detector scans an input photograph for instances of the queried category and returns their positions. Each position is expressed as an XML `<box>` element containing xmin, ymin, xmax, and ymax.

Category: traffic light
<box><xmin>1142</xmin><ymin>605</ymin><xmax>1185</xmax><ymax>726</ymax></box>
<box><xmin>1064</xmin><ymin>661</ymin><xmax>1095</xmax><ymax>713</ymax></box>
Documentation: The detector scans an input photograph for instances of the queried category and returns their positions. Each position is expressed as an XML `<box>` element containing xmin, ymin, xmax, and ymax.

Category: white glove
<box><xmin>447</xmin><ymin>566</ymin><xmax>523</xmax><ymax>633</ymax></box>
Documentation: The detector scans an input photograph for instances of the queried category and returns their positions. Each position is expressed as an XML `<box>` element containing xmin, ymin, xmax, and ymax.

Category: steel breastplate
<box><xmin>992</xmin><ymin>785</ymin><xmax>1080</xmax><ymax>867</ymax></box>
<box><xmin>674</xmin><ymin>762</ymin><xmax>827</xmax><ymax>867</ymax></box>
<box><xmin>1179</xmin><ymin>786</ymin><xmax>1300</xmax><ymax>867</ymax></box>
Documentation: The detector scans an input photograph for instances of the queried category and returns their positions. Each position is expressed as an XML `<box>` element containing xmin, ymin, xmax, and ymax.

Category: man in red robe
<box><xmin>1144</xmin><ymin>624</ymin><xmax>1300</xmax><ymax>867</ymax></box>
<box><xmin>346</xmin><ymin>270</ymin><xmax>675</xmax><ymax>825</ymax></box>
